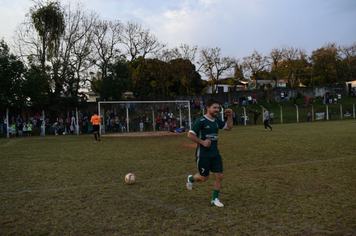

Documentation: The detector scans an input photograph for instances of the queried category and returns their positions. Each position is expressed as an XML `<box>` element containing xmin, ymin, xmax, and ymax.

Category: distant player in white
<box><xmin>186</xmin><ymin>98</ymin><xmax>233</xmax><ymax>207</ymax></box>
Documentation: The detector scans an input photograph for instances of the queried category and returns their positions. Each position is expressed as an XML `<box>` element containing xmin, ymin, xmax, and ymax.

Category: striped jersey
<box><xmin>189</xmin><ymin>115</ymin><xmax>227</xmax><ymax>158</ymax></box>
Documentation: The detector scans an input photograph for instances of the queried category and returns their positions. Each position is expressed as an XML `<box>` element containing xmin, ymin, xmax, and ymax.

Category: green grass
<box><xmin>1</xmin><ymin>120</ymin><xmax>356</xmax><ymax>235</ymax></box>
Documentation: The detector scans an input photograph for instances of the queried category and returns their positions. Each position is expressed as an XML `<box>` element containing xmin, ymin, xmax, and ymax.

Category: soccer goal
<box><xmin>98</xmin><ymin>100</ymin><xmax>192</xmax><ymax>133</ymax></box>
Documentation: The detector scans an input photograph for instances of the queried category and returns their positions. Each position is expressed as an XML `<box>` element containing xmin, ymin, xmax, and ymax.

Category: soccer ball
<box><xmin>125</xmin><ymin>173</ymin><xmax>136</xmax><ymax>184</ymax></box>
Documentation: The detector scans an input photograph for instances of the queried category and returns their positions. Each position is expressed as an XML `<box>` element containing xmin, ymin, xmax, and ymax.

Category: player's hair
<box><xmin>206</xmin><ymin>98</ymin><xmax>220</xmax><ymax>107</ymax></box>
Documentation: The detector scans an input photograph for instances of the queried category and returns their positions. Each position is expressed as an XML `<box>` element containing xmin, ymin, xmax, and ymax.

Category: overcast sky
<box><xmin>1</xmin><ymin>0</ymin><xmax>356</xmax><ymax>60</ymax></box>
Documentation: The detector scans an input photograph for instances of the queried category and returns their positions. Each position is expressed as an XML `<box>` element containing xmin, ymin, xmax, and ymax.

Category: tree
<box><xmin>339</xmin><ymin>42</ymin><xmax>356</xmax><ymax>81</ymax></box>
<box><xmin>227</xmin><ymin>63</ymin><xmax>244</xmax><ymax>92</ymax></box>
<box><xmin>198</xmin><ymin>47</ymin><xmax>236</xmax><ymax>94</ymax></box>
<box><xmin>169</xmin><ymin>58</ymin><xmax>202</xmax><ymax>95</ymax></box>
<box><xmin>310</xmin><ymin>43</ymin><xmax>342</xmax><ymax>85</ymax></box>
<box><xmin>269</xmin><ymin>48</ymin><xmax>282</xmax><ymax>87</ymax></box>
<box><xmin>281</xmin><ymin>46</ymin><xmax>307</xmax><ymax>87</ymax></box>
<box><xmin>242</xmin><ymin>50</ymin><xmax>269</xmax><ymax>90</ymax></box>
<box><xmin>30</xmin><ymin>1</ymin><xmax>65</xmax><ymax>69</ymax></box>
<box><xmin>98</xmin><ymin>57</ymin><xmax>130</xmax><ymax>101</ymax></box>
<box><xmin>120</xmin><ymin>21</ymin><xmax>165</xmax><ymax>94</ymax></box>
<box><xmin>92</xmin><ymin>19</ymin><xmax>122</xmax><ymax>79</ymax></box>
<box><xmin>0</xmin><ymin>39</ymin><xmax>26</xmax><ymax>109</ymax></box>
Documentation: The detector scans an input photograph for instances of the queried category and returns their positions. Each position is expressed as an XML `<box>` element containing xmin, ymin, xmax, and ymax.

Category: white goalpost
<box><xmin>98</xmin><ymin>100</ymin><xmax>191</xmax><ymax>133</ymax></box>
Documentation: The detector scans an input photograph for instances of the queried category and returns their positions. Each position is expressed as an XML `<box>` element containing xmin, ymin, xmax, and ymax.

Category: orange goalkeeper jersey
<box><xmin>91</xmin><ymin>115</ymin><xmax>101</xmax><ymax>125</ymax></box>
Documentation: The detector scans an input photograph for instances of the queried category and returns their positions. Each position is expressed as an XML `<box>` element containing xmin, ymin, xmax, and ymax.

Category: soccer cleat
<box><xmin>211</xmin><ymin>198</ymin><xmax>224</xmax><ymax>207</ymax></box>
<box><xmin>186</xmin><ymin>175</ymin><xmax>193</xmax><ymax>190</ymax></box>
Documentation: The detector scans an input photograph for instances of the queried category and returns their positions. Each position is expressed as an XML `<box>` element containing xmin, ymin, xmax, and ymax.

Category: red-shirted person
<box><xmin>91</xmin><ymin>112</ymin><xmax>101</xmax><ymax>142</ymax></box>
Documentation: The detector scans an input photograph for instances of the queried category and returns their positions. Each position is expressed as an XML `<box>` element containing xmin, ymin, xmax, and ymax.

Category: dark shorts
<box><xmin>93</xmin><ymin>125</ymin><xmax>99</xmax><ymax>132</ymax></box>
<box><xmin>196</xmin><ymin>154</ymin><xmax>223</xmax><ymax>177</ymax></box>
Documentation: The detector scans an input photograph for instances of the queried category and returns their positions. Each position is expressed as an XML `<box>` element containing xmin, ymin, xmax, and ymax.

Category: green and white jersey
<box><xmin>189</xmin><ymin>115</ymin><xmax>227</xmax><ymax>158</ymax></box>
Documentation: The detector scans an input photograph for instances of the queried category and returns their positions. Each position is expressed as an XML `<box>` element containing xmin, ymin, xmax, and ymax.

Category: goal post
<box><xmin>98</xmin><ymin>100</ymin><xmax>191</xmax><ymax>133</ymax></box>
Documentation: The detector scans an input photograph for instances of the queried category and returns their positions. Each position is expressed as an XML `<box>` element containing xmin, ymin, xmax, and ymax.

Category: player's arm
<box><xmin>224</xmin><ymin>109</ymin><xmax>233</xmax><ymax>131</ymax></box>
<box><xmin>187</xmin><ymin>131</ymin><xmax>211</xmax><ymax>148</ymax></box>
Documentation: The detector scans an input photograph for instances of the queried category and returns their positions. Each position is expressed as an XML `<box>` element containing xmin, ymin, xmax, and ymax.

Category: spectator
<box><xmin>323</xmin><ymin>93</ymin><xmax>326</xmax><ymax>105</ymax></box>
<box><xmin>307</xmin><ymin>111</ymin><xmax>311</xmax><ymax>122</ymax></box>
<box><xmin>52</xmin><ymin>121</ymin><xmax>60</xmax><ymax>135</ymax></box>
<box><xmin>285</xmin><ymin>92</ymin><xmax>289</xmax><ymax>102</ymax></box>
<box><xmin>247</xmin><ymin>95</ymin><xmax>252</xmax><ymax>105</ymax></box>
<box><xmin>120</xmin><ymin>117</ymin><xmax>125</xmax><ymax>132</ymax></box>
<box><xmin>145</xmin><ymin>116</ymin><xmax>151</xmax><ymax>131</ymax></box>
<box><xmin>27</xmin><ymin>121</ymin><xmax>33</xmax><ymax>136</ymax></box>
<box><xmin>45</xmin><ymin>118</ymin><xmax>52</xmax><ymax>135</ymax></box>
<box><xmin>305</xmin><ymin>97</ymin><xmax>310</xmax><ymax>107</ymax></box>
<box><xmin>252</xmin><ymin>94</ymin><xmax>258</xmax><ymax>104</ymax></box>
<box><xmin>65</xmin><ymin>117</ymin><xmax>71</xmax><ymax>134</ymax></box>
<box><xmin>82</xmin><ymin>116</ymin><xmax>88</xmax><ymax>134</ymax></box>
<box><xmin>232</xmin><ymin>112</ymin><xmax>238</xmax><ymax>126</ymax></box>
<box><xmin>241</xmin><ymin>113</ymin><xmax>245</xmax><ymax>125</ymax></box>
<box><xmin>132</xmin><ymin>116</ymin><xmax>137</xmax><ymax>132</ymax></box>
<box><xmin>281</xmin><ymin>91</ymin><xmax>285</xmax><ymax>101</ymax></box>
<box><xmin>115</xmin><ymin>116</ymin><xmax>120</xmax><ymax>132</ymax></box>
<box><xmin>18</xmin><ymin>122</ymin><xmax>23</xmax><ymax>137</ymax></box>
<box><xmin>11</xmin><ymin>121</ymin><xmax>16</xmax><ymax>137</ymax></box>
<box><xmin>139</xmin><ymin>116</ymin><xmax>144</xmax><ymax>132</ymax></box>
<box><xmin>270</xmin><ymin>111</ymin><xmax>274</xmax><ymax>124</ymax></box>
<box><xmin>253</xmin><ymin>110</ymin><xmax>260</xmax><ymax>125</ymax></box>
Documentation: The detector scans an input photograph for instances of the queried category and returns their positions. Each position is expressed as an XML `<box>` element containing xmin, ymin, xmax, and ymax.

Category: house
<box><xmin>205</xmin><ymin>84</ymin><xmax>244</xmax><ymax>94</ymax></box>
<box><xmin>82</xmin><ymin>91</ymin><xmax>100</xmax><ymax>103</ymax></box>
<box><xmin>346</xmin><ymin>80</ymin><xmax>356</xmax><ymax>94</ymax></box>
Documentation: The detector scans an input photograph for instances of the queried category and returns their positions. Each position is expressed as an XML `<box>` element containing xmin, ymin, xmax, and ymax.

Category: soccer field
<box><xmin>1</xmin><ymin>120</ymin><xmax>355</xmax><ymax>235</ymax></box>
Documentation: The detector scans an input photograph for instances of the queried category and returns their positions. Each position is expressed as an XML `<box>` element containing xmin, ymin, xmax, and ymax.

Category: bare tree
<box><xmin>339</xmin><ymin>42</ymin><xmax>356</xmax><ymax>80</ymax></box>
<box><xmin>171</xmin><ymin>44</ymin><xmax>198</xmax><ymax>62</ymax></box>
<box><xmin>92</xmin><ymin>19</ymin><xmax>123</xmax><ymax>79</ymax></box>
<box><xmin>120</xmin><ymin>21</ymin><xmax>166</xmax><ymax>88</ymax></box>
<box><xmin>281</xmin><ymin>46</ymin><xmax>306</xmax><ymax>87</ymax></box>
<box><xmin>242</xmin><ymin>50</ymin><xmax>269</xmax><ymax>90</ymax></box>
<box><xmin>227</xmin><ymin>62</ymin><xmax>243</xmax><ymax>92</ymax></box>
<box><xmin>198</xmin><ymin>47</ymin><xmax>236</xmax><ymax>94</ymax></box>
<box><xmin>269</xmin><ymin>48</ymin><xmax>282</xmax><ymax>87</ymax></box>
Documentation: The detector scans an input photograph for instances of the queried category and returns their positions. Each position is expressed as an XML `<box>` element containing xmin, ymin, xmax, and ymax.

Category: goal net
<box><xmin>98</xmin><ymin>100</ymin><xmax>192</xmax><ymax>133</ymax></box>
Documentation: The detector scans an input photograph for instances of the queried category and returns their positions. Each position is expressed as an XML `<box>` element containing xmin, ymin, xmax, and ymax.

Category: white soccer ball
<box><xmin>125</xmin><ymin>173</ymin><xmax>136</xmax><ymax>184</ymax></box>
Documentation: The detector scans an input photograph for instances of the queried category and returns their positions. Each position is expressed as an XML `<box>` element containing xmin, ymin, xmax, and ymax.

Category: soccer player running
<box><xmin>186</xmin><ymin>98</ymin><xmax>233</xmax><ymax>207</ymax></box>
<box><xmin>90</xmin><ymin>112</ymin><xmax>101</xmax><ymax>142</ymax></box>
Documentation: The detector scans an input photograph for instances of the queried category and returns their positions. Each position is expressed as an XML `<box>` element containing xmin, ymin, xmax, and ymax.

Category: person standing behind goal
<box><xmin>91</xmin><ymin>112</ymin><xmax>101</xmax><ymax>142</ymax></box>
<box><xmin>186</xmin><ymin>98</ymin><xmax>233</xmax><ymax>207</ymax></box>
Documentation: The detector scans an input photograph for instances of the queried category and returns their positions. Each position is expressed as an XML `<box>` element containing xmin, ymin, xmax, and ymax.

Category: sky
<box><xmin>1</xmin><ymin>0</ymin><xmax>356</xmax><ymax>61</ymax></box>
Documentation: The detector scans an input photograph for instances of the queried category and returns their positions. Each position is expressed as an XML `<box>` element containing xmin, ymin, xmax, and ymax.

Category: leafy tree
<box><xmin>30</xmin><ymin>1</ymin><xmax>65</xmax><ymax>71</ymax></box>
<box><xmin>169</xmin><ymin>58</ymin><xmax>202</xmax><ymax>95</ymax></box>
<box><xmin>0</xmin><ymin>39</ymin><xmax>26</xmax><ymax>109</ymax></box>
<box><xmin>310</xmin><ymin>43</ymin><xmax>343</xmax><ymax>85</ymax></box>
<box><xmin>98</xmin><ymin>57</ymin><xmax>130</xmax><ymax>101</ymax></box>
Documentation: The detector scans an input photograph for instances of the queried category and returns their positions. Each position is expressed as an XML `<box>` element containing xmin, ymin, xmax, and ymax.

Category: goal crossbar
<box><xmin>98</xmin><ymin>100</ymin><xmax>191</xmax><ymax>133</ymax></box>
